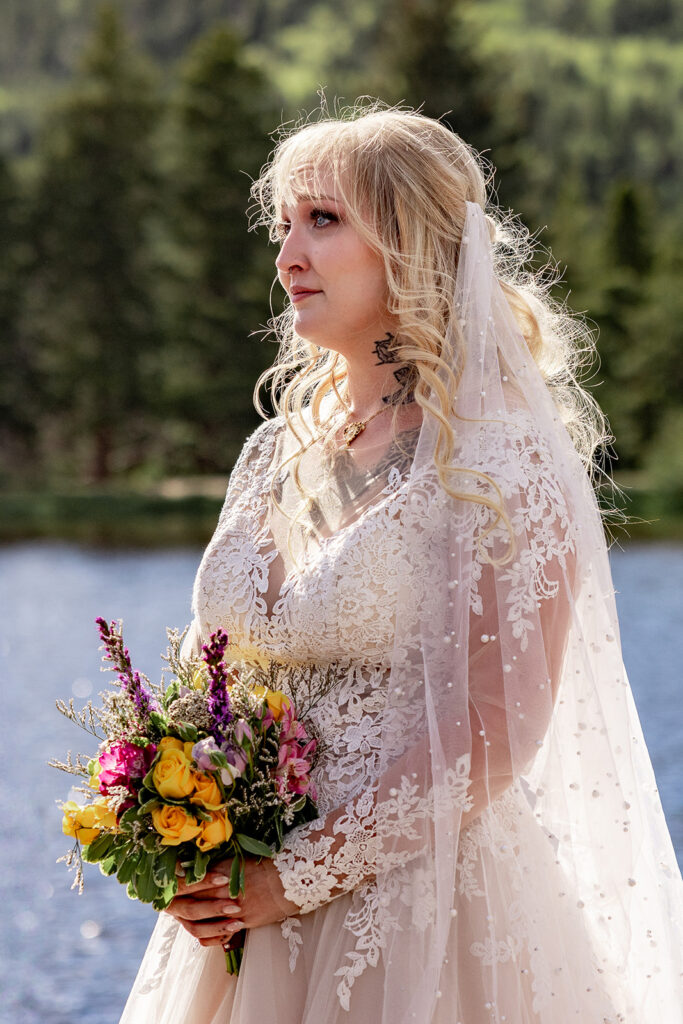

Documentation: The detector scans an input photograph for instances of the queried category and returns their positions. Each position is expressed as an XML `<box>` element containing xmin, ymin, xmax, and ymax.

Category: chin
<box><xmin>294</xmin><ymin>321</ymin><xmax>345</xmax><ymax>355</ymax></box>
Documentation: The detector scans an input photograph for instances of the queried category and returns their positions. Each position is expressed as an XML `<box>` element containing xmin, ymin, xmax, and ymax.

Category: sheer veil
<box><xmin>359</xmin><ymin>199</ymin><xmax>683</xmax><ymax>1022</ymax></box>
<box><xmin>120</xmin><ymin>200</ymin><xmax>683</xmax><ymax>1024</ymax></box>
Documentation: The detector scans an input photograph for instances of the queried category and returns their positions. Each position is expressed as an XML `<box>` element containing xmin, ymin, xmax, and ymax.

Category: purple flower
<box><xmin>192</xmin><ymin>736</ymin><xmax>221</xmax><ymax>772</ymax></box>
<box><xmin>202</xmin><ymin>629</ymin><xmax>232</xmax><ymax>742</ymax></box>
<box><xmin>220</xmin><ymin>750</ymin><xmax>247</xmax><ymax>785</ymax></box>
<box><xmin>95</xmin><ymin>618</ymin><xmax>157</xmax><ymax>724</ymax></box>
<box><xmin>233</xmin><ymin>720</ymin><xmax>253</xmax><ymax>746</ymax></box>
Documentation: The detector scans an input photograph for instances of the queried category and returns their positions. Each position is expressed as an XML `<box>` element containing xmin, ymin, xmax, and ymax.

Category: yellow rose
<box><xmin>196</xmin><ymin>810</ymin><xmax>233</xmax><ymax>852</ymax></box>
<box><xmin>158</xmin><ymin>736</ymin><xmax>184</xmax><ymax>752</ymax></box>
<box><xmin>61</xmin><ymin>797</ymin><xmax>117</xmax><ymax>845</ymax></box>
<box><xmin>190</xmin><ymin>772</ymin><xmax>223</xmax><ymax>810</ymax></box>
<box><xmin>152</xmin><ymin>744</ymin><xmax>196</xmax><ymax>800</ymax></box>
<box><xmin>252</xmin><ymin>685</ymin><xmax>291</xmax><ymax>722</ymax></box>
<box><xmin>151</xmin><ymin>804</ymin><xmax>202</xmax><ymax>846</ymax></box>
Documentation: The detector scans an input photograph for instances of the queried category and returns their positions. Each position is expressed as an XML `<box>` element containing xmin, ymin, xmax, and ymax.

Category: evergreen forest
<box><xmin>1</xmin><ymin>0</ymin><xmax>681</xmax><ymax>539</ymax></box>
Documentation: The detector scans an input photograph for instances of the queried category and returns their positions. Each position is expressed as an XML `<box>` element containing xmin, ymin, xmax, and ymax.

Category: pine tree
<box><xmin>595</xmin><ymin>181</ymin><xmax>659</xmax><ymax>468</ymax></box>
<box><xmin>160</xmin><ymin>23</ymin><xmax>279</xmax><ymax>473</ymax></box>
<box><xmin>372</xmin><ymin>0</ymin><xmax>526</xmax><ymax>210</ymax></box>
<box><xmin>25</xmin><ymin>3</ymin><xmax>165</xmax><ymax>482</ymax></box>
<box><xmin>0</xmin><ymin>155</ymin><xmax>38</xmax><ymax>482</ymax></box>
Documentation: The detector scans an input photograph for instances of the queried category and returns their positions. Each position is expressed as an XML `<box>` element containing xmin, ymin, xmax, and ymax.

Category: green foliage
<box><xmin>156</xmin><ymin>23</ymin><xmax>279</xmax><ymax>473</ymax></box>
<box><xmin>0</xmin><ymin>154</ymin><xmax>38</xmax><ymax>482</ymax></box>
<box><xmin>21</xmin><ymin>4</ymin><xmax>166</xmax><ymax>481</ymax></box>
<box><xmin>0</xmin><ymin>0</ymin><xmax>680</xmax><ymax>511</ymax></box>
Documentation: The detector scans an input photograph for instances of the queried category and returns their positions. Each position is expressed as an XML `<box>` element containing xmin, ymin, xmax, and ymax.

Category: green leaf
<box><xmin>148</xmin><ymin>711</ymin><xmax>169</xmax><ymax>735</ymax></box>
<box><xmin>135</xmin><ymin>855</ymin><xmax>161</xmax><ymax>903</ymax></box>
<box><xmin>229</xmin><ymin>853</ymin><xmax>242</xmax><ymax>898</ymax></box>
<box><xmin>117</xmin><ymin>848</ymin><xmax>142</xmax><ymax>884</ymax></box>
<box><xmin>142</xmin><ymin>766</ymin><xmax>158</xmax><ymax>792</ymax></box>
<box><xmin>153</xmin><ymin>845</ymin><xmax>178</xmax><ymax>887</ymax></box>
<box><xmin>138</xmin><ymin>796</ymin><xmax>160</xmax><ymax>815</ymax></box>
<box><xmin>209</xmin><ymin>751</ymin><xmax>229</xmax><ymax>769</ymax></box>
<box><xmin>235</xmin><ymin>833</ymin><xmax>273</xmax><ymax>858</ymax></box>
<box><xmin>99</xmin><ymin>855</ymin><xmax>118</xmax><ymax>876</ymax></box>
<box><xmin>176</xmin><ymin>722</ymin><xmax>199</xmax><ymax>743</ymax></box>
<box><xmin>142</xmin><ymin>832</ymin><xmax>160</xmax><ymax>853</ymax></box>
<box><xmin>152</xmin><ymin>882</ymin><xmax>177</xmax><ymax>911</ymax></box>
<box><xmin>192</xmin><ymin>847</ymin><xmax>209</xmax><ymax>884</ymax></box>
<box><xmin>82</xmin><ymin>832</ymin><xmax>115</xmax><ymax>862</ymax></box>
<box><xmin>113</xmin><ymin>840</ymin><xmax>132</xmax><ymax>868</ymax></box>
<box><xmin>119</xmin><ymin>806</ymin><xmax>141</xmax><ymax>828</ymax></box>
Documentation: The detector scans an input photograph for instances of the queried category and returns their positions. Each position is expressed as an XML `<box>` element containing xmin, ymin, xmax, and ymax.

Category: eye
<box><xmin>310</xmin><ymin>208</ymin><xmax>338</xmax><ymax>228</ymax></box>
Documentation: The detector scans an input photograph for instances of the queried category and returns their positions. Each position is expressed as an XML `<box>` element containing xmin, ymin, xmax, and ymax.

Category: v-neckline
<box><xmin>255</xmin><ymin>468</ymin><xmax>412</xmax><ymax>625</ymax></box>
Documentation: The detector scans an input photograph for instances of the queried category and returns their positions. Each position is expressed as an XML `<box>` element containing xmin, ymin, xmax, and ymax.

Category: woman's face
<box><xmin>275</xmin><ymin>172</ymin><xmax>392</xmax><ymax>355</ymax></box>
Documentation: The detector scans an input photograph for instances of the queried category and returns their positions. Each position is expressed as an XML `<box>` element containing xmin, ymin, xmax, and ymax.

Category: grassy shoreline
<box><xmin>0</xmin><ymin>491</ymin><xmax>224</xmax><ymax>547</ymax></box>
<box><xmin>1</xmin><ymin>485</ymin><xmax>682</xmax><ymax>547</ymax></box>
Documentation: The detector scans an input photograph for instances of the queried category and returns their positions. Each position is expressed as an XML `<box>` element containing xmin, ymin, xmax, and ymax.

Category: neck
<box><xmin>342</xmin><ymin>331</ymin><xmax>414</xmax><ymax>417</ymax></box>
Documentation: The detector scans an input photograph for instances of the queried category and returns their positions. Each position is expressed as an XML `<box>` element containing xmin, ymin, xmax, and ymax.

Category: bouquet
<box><xmin>52</xmin><ymin>618</ymin><xmax>327</xmax><ymax>972</ymax></box>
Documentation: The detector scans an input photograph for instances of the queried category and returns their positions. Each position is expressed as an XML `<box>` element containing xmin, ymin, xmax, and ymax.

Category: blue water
<box><xmin>0</xmin><ymin>541</ymin><xmax>680</xmax><ymax>1023</ymax></box>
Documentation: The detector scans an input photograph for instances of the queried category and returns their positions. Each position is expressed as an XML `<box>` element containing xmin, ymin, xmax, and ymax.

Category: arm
<box><xmin>272</xmin><ymin>444</ymin><xmax>578</xmax><ymax>914</ymax></box>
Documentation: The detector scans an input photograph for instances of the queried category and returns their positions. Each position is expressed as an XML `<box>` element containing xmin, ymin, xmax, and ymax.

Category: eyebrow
<box><xmin>281</xmin><ymin>194</ymin><xmax>342</xmax><ymax>210</ymax></box>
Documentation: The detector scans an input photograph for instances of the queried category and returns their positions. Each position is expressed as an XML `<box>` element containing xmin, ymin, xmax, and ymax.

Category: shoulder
<box><xmin>231</xmin><ymin>415</ymin><xmax>286</xmax><ymax>474</ymax></box>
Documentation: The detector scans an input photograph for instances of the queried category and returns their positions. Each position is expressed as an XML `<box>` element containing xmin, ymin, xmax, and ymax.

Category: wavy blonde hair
<box><xmin>249</xmin><ymin>100</ymin><xmax>609</xmax><ymax>538</ymax></box>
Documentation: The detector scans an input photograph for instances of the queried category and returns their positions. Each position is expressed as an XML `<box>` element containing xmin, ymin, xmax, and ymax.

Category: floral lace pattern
<box><xmin>189</xmin><ymin>413</ymin><xmax>586</xmax><ymax>1014</ymax></box>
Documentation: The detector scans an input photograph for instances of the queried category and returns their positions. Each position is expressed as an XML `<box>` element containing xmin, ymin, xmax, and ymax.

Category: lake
<box><xmin>0</xmin><ymin>541</ymin><xmax>681</xmax><ymax>1023</ymax></box>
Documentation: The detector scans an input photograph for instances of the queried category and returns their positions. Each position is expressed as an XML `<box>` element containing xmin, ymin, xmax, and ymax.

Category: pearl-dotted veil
<box><xmin>358</xmin><ymin>200</ymin><xmax>683</xmax><ymax>1022</ymax></box>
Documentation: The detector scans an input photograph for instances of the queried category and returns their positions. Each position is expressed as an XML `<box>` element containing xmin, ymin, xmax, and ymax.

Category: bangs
<box><xmin>253</xmin><ymin>120</ymin><xmax>371</xmax><ymax>241</ymax></box>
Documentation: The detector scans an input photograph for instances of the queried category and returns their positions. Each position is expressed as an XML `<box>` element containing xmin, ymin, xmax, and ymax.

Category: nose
<box><xmin>275</xmin><ymin>228</ymin><xmax>310</xmax><ymax>277</ymax></box>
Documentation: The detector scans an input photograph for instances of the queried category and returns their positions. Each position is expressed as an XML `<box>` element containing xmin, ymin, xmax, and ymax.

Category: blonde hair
<box><xmin>249</xmin><ymin>99</ymin><xmax>609</xmax><ymax>538</ymax></box>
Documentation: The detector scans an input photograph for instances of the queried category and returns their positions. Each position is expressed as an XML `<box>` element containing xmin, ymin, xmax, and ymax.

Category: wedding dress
<box><xmin>120</xmin><ymin>203</ymin><xmax>683</xmax><ymax>1024</ymax></box>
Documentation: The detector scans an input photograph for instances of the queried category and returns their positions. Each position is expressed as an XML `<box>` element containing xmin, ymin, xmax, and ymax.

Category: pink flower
<box><xmin>279</xmin><ymin>704</ymin><xmax>308</xmax><ymax>745</ymax></box>
<box><xmin>97</xmin><ymin>741</ymin><xmax>156</xmax><ymax>794</ymax></box>
<box><xmin>274</xmin><ymin>739</ymin><xmax>316</xmax><ymax>798</ymax></box>
<box><xmin>233</xmin><ymin>720</ymin><xmax>253</xmax><ymax>746</ymax></box>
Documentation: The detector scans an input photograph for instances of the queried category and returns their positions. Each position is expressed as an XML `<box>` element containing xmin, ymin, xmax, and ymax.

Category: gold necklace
<box><xmin>338</xmin><ymin>403</ymin><xmax>392</xmax><ymax>449</ymax></box>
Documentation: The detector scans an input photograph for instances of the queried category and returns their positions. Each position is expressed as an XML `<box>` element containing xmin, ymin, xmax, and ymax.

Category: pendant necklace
<box><xmin>339</xmin><ymin>404</ymin><xmax>392</xmax><ymax>448</ymax></box>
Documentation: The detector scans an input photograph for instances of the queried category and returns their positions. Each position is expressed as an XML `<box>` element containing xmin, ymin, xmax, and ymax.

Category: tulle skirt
<box><xmin>119</xmin><ymin>788</ymin><xmax>629</xmax><ymax>1024</ymax></box>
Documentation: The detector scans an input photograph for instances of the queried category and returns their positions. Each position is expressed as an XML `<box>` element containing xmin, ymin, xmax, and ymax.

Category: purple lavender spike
<box><xmin>202</xmin><ymin>629</ymin><xmax>232</xmax><ymax>742</ymax></box>
<box><xmin>95</xmin><ymin>617</ymin><xmax>156</xmax><ymax>722</ymax></box>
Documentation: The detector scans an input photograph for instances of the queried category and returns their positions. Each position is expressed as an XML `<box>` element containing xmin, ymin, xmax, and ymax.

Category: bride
<box><xmin>120</xmin><ymin>102</ymin><xmax>683</xmax><ymax>1023</ymax></box>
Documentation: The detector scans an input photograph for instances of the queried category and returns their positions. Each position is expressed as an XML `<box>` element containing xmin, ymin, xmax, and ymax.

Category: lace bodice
<box><xmin>193</xmin><ymin>417</ymin><xmax>423</xmax><ymax>671</ymax></box>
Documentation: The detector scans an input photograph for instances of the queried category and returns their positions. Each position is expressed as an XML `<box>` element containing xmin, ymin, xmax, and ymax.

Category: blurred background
<box><xmin>0</xmin><ymin>1</ymin><xmax>681</xmax><ymax>1021</ymax></box>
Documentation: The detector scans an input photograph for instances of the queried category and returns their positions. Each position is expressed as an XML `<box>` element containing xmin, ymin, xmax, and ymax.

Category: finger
<box><xmin>175</xmin><ymin>871</ymin><xmax>231</xmax><ymax>896</ymax></box>
<box><xmin>179</xmin><ymin>918</ymin><xmax>246</xmax><ymax>941</ymax></box>
<box><xmin>166</xmin><ymin>898</ymin><xmax>242</xmax><ymax>922</ymax></box>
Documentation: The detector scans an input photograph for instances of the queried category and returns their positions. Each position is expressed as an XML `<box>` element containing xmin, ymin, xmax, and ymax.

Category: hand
<box><xmin>165</xmin><ymin>856</ymin><xmax>300</xmax><ymax>948</ymax></box>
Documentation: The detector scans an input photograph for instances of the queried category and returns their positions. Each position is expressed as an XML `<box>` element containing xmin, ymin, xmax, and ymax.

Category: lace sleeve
<box><xmin>273</xmin><ymin>421</ymin><xmax>579</xmax><ymax>915</ymax></box>
<box><xmin>216</xmin><ymin>417</ymin><xmax>283</xmax><ymax>528</ymax></box>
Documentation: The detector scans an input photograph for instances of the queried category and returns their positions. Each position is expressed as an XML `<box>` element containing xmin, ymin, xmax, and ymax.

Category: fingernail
<box><xmin>226</xmin><ymin>921</ymin><xmax>245</xmax><ymax>933</ymax></box>
<box><xmin>221</xmin><ymin>903</ymin><xmax>239</xmax><ymax>914</ymax></box>
<box><xmin>211</xmin><ymin>875</ymin><xmax>229</xmax><ymax>885</ymax></box>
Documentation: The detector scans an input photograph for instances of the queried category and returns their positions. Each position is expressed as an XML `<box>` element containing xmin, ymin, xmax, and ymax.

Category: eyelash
<box><xmin>275</xmin><ymin>208</ymin><xmax>338</xmax><ymax>240</ymax></box>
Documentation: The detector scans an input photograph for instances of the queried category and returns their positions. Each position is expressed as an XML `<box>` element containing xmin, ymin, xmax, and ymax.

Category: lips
<box><xmin>290</xmin><ymin>286</ymin><xmax>321</xmax><ymax>303</ymax></box>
